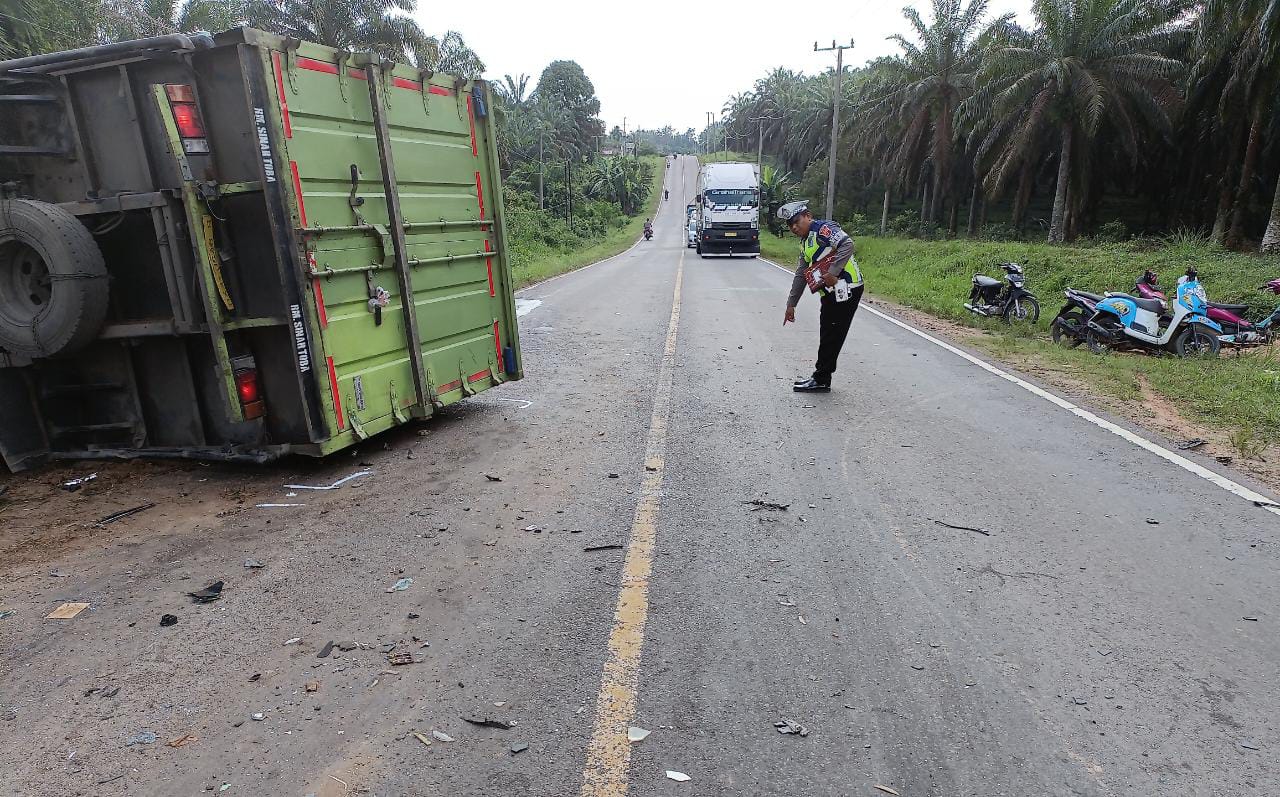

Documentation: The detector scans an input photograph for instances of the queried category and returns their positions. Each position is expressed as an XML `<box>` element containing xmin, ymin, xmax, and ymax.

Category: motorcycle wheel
<box><xmin>1051</xmin><ymin>311</ymin><xmax>1085</xmax><ymax>347</ymax></box>
<box><xmin>1003</xmin><ymin>295</ymin><xmax>1040</xmax><ymax>324</ymax></box>
<box><xmin>1086</xmin><ymin>327</ymin><xmax>1112</xmax><ymax>355</ymax></box>
<box><xmin>1174</xmin><ymin>323</ymin><xmax>1221</xmax><ymax>357</ymax></box>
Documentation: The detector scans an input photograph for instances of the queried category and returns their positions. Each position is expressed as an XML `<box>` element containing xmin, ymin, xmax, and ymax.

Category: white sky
<box><xmin>415</xmin><ymin>0</ymin><xmax>1034</xmax><ymax>134</ymax></box>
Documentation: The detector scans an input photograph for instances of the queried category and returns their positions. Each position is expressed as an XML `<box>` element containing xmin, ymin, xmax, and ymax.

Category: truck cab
<box><xmin>695</xmin><ymin>162</ymin><xmax>760</xmax><ymax>257</ymax></box>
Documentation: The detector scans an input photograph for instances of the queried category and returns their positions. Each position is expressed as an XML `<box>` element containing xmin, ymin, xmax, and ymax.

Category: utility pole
<box><xmin>750</xmin><ymin>115</ymin><xmax>781</xmax><ymax>170</ymax></box>
<box><xmin>566</xmin><ymin>159</ymin><xmax>572</xmax><ymax>227</ymax></box>
<box><xmin>814</xmin><ymin>38</ymin><xmax>854</xmax><ymax>220</ymax></box>
<box><xmin>538</xmin><ymin>128</ymin><xmax>545</xmax><ymax>211</ymax></box>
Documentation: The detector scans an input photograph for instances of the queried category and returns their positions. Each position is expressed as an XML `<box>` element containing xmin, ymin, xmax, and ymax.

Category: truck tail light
<box><xmin>235</xmin><ymin>368</ymin><xmax>266</xmax><ymax>420</ymax></box>
<box><xmin>164</xmin><ymin>84</ymin><xmax>210</xmax><ymax>154</ymax></box>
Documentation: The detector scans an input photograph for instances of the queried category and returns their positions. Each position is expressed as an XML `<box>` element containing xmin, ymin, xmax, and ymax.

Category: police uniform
<box><xmin>780</xmin><ymin>203</ymin><xmax>864</xmax><ymax>391</ymax></box>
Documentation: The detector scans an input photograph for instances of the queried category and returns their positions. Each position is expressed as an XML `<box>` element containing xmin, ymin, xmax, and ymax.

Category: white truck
<box><xmin>695</xmin><ymin>162</ymin><xmax>760</xmax><ymax>257</ymax></box>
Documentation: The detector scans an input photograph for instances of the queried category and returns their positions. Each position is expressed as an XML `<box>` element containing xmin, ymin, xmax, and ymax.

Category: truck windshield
<box><xmin>706</xmin><ymin>190</ymin><xmax>757</xmax><ymax>207</ymax></box>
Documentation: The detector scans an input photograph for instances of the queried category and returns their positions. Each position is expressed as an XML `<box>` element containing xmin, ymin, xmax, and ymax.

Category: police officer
<box><xmin>778</xmin><ymin>201</ymin><xmax>864</xmax><ymax>393</ymax></box>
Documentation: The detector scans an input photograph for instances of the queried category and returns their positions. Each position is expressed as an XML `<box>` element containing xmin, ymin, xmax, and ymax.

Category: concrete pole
<box><xmin>825</xmin><ymin>46</ymin><xmax>843</xmax><ymax>220</ymax></box>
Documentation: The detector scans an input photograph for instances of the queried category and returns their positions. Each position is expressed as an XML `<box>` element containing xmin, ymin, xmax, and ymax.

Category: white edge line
<box><xmin>758</xmin><ymin>257</ymin><xmax>1280</xmax><ymax>515</ymax></box>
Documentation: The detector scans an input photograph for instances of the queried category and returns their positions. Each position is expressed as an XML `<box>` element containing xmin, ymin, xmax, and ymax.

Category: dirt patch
<box><xmin>869</xmin><ymin>295</ymin><xmax>1280</xmax><ymax>496</ymax></box>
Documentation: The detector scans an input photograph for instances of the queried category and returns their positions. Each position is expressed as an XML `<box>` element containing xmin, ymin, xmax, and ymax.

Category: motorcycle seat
<box><xmin>1209</xmin><ymin>301</ymin><xmax>1249</xmax><ymax>314</ymax></box>
<box><xmin>1071</xmin><ymin>290</ymin><xmax>1104</xmax><ymax>302</ymax></box>
<box><xmin>973</xmin><ymin>275</ymin><xmax>1001</xmax><ymax>288</ymax></box>
<box><xmin>1109</xmin><ymin>293</ymin><xmax>1165</xmax><ymax>314</ymax></box>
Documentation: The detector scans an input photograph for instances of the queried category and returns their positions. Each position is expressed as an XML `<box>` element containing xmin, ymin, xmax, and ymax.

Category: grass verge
<box><xmin>852</xmin><ymin>236</ymin><xmax>1280</xmax><ymax>446</ymax></box>
<box><xmin>510</xmin><ymin>155</ymin><xmax>666</xmax><ymax>288</ymax></box>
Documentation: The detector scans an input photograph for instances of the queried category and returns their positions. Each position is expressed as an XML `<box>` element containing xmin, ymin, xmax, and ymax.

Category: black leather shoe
<box><xmin>792</xmin><ymin>378</ymin><xmax>830</xmax><ymax>393</ymax></box>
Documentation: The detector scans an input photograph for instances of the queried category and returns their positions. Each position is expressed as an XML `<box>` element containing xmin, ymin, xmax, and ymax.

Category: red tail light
<box><xmin>171</xmin><ymin>103</ymin><xmax>206</xmax><ymax>138</ymax></box>
<box><xmin>165</xmin><ymin>84</ymin><xmax>209</xmax><ymax>154</ymax></box>
<box><xmin>235</xmin><ymin>369</ymin><xmax>265</xmax><ymax>420</ymax></box>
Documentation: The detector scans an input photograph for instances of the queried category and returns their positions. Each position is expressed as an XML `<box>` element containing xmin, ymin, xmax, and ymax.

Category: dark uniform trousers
<box><xmin>814</xmin><ymin>283</ymin><xmax>864</xmax><ymax>384</ymax></box>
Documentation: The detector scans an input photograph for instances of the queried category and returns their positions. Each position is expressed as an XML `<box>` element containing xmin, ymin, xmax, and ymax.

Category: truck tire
<box><xmin>0</xmin><ymin>199</ymin><xmax>108</xmax><ymax>358</ymax></box>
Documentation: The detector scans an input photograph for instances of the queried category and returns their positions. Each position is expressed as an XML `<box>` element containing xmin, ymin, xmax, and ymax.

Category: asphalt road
<box><xmin>1</xmin><ymin>155</ymin><xmax>1278</xmax><ymax>797</ymax></box>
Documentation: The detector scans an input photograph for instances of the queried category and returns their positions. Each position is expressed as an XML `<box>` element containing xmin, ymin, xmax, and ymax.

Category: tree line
<box><xmin>0</xmin><ymin>0</ymin><xmax>652</xmax><ymax>223</ymax></box>
<box><xmin>720</xmin><ymin>0</ymin><xmax>1280</xmax><ymax>254</ymax></box>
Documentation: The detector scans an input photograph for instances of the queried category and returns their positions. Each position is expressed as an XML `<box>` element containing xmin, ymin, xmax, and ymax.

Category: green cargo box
<box><xmin>0</xmin><ymin>29</ymin><xmax>522</xmax><ymax>470</ymax></box>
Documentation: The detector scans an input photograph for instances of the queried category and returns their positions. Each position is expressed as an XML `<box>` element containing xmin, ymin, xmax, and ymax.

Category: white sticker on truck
<box><xmin>290</xmin><ymin>303</ymin><xmax>310</xmax><ymax>372</ymax></box>
<box><xmin>253</xmin><ymin>107</ymin><xmax>277</xmax><ymax>183</ymax></box>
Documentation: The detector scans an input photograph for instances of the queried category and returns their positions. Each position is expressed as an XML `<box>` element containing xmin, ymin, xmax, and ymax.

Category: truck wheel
<box><xmin>0</xmin><ymin>200</ymin><xmax>108</xmax><ymax>358</ymax></box>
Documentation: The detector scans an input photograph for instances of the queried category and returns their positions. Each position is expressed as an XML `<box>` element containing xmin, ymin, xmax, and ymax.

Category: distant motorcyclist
<box><xmin>664</xmin><ymin>189</ymin><xmax>669</xmax><ymax>201</ymax></box>
<box><xmin>643</xmin><ymin>218</ymin><xmax>653</xmax><ymax>240</ymax></box>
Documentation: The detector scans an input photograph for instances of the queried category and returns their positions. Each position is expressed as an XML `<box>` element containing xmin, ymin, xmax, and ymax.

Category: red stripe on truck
<box><xmin>484</xmin><ymin>239</ymin><xmax>494</xmax><ymax>296</ymax></box>
<box><xmin>272</xmin><ymin>52</ymin><xmax>292</xmax><ymax>138</ymax></box>
<box><xmin>392</xmin><ymin>77</ymin><xmax>421</xmax><ymax>91</ymax></box>
<box><xmin>439</xmin><ymin>380</ymin><xmax>462</xmax><ymax>394</ymax></box>
<box><xmin>494</xmin><ymin>320</ymin><xmax>503</xmax><ymax>371</ymax></box>
<box><xmin>296</xmin><ymin>57</ymin><xmax>338</xmax><ymax>74</ymax></box>
<box><xmin>290</xmin><ymin>161</ymin><xmax>308</xmax><ymax>227</ymax></box>
<box><xmin>327</xmin><ymin>356</ymin><xmax>345</xmax><ymax>430</ymax></box>
<box><xmin>429</xmin><ymin>86</ymin><xmax>451</xmax><ymax>96</ymax></box>
<box><xmin>312</xmin><ymin>278</ymin><xmax>328</xmax><ymax>327</ymax></box>
<box><xmin>468</xmin><ymin>369</ymin><xmax>490</xmax><ymax>384</ymax></box>
<box><xmin>475</xmin><ymin>172</ymin><xmax>485</xmax><ymax>219</ymax></box>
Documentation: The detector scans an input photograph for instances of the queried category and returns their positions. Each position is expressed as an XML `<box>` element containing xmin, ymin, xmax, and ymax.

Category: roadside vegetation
<box><xmin>764</xmin><ymin>232</ymin><xmax>1280</xmax><ymax>448</ymax></box>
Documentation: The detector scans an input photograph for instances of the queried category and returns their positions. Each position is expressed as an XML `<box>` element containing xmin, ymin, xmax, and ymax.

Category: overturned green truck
<box><xmin>0</xmin><ymin>28</ymin><xmax>523</xmax><ymax>471</ymax></box>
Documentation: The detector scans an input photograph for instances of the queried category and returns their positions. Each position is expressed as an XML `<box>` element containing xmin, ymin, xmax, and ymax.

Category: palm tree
<box><xmin>861</xmin><ymin>0</ymin><xmax>1006</xmax><ymax>231</ymax></box>
<box><xmin>247</xmin><ymin>0</ymin><xmax>428</xmax><ymax>62</ymax></box>
<box><xmin>418</xmin><ymin>30</ymin><xmax>483</xmax><ymax>78</ymax></box>
<box><xmin>968</xmin><ymin>0</ymin><xmax>1187</xmax><ymax>243</ymax></box>
<box><xmin>583</xmin><ymin>156</ymin><xmax>649</xmax><ymax>215</ymax></box>
<box><xmin>1191</xmin><ymin>0</ymin><xmax>1280</xmax><ymax>252</ymax></box>
<box><xmin>496</xmin><ymin>73</ymin><xmax>531</xmax><ymax>108</ymax></box>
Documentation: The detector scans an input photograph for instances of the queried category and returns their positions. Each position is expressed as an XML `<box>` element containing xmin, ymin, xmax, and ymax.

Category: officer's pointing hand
<box><xmin>783</xmin><ymin>306</ymin><xmax>795</xmax><ymax>326</ymax></box>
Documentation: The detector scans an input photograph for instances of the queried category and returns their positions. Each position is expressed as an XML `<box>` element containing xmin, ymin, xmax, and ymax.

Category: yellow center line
<box><xmin>579</xmin><ymin>248</ymin><xmax>684</xmax><ymax>797</ymax></box>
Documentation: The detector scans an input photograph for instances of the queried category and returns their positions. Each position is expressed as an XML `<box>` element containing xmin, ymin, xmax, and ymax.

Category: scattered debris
<box><xmin>665</xmin><ymin>771</ymin><xmax>691</xmax><ymax>782</ymax></box>
<box><xmin>284</xmin><ymin>470</ymin><xmax>372</xmax><ymax>491</ymax></box>
<box><xmin>256</xmin><ymin>503</ymin><xmax>304</xmax><ymax>508</ymax></box>
<box><xmin>244</xmin><ymin>559</ymin><xmax>265</xmax><ymax>569</ymax></box>
<box><xmin>1216</xmin><ymin>455</ymin><xmax>1233</xmax><ymax>464</ymax></box>
<box><xmin>774</xmin><ymin>718</ymin><xmax>809</xmax><ymax>737</ymax></box>
<box><xmin>387</xmin><ymin>577</ymin><xmax>414</xmax><ymax>593</ymax></box>
<box><xmin>283</xmin><ymin>637</ymin><xmax>302</xmax><ymax>646</ymax></box>
<box><xmin>1176</xmin><ymin>438</ymin><xmax>1206</xmax><ymax>450</ymax></box>
<box><xmin>305</xmin><ymin>681</ymin><xmax>320</xmax><ymax>693</ymax></box>
<box><xmin>166</xmin><ymin>734</ymin><xmax>198</xmax><ymax>749</ymax></box>
<box><xmin>336</xmin><ymin>641</ymin><xmax>358</xmax><ymax>651</ymax></box>
<box><xmin>317</xmin><ymin>641</ymin><xmax>336</xmax><ymax>659</ymax></box>
<box><xmin>46</xmin><ymin>602</ymin><xmax>90</xmax><ymax>620</ymax></box>
<box><xmin>645</xmin><ymin>464</ymin><xmax>658</xmax><ymax>472</ymax></box>
<box><xmin>522</xmin><ymin>525</ymin><xmax>543</xmax><ymax>533</ymax></box>
<box><xmin>159</xmin><ymin>614</ymin><xmax>178</xmax><ymax>627</ymax></box>
<box><xmin>1238</xmin><ymin>739</ymin><xmax>1260</xmax><ymax>751</ymax></box>
<box><xmin>931</xmin><ymin>518</ymin><xmax>991</xmax><ymax>536</ymax></box>
<box><xmin>627</xmin><ymin>726</ymin><xmax>650</xmax><ymax>742</ymax></box>
<box><xmin>584</xmin><ymin>543</ymin><xmax>624</xmax><ymax>552</ymax></box>
<box><xmin>463</xmin><ymin>716</ymin><xmax>514</xmax><ymax>730</ymax></box>
<box><xmin>607</xmin><ymin>473</ymin><xmax>620</xmax><ymax>479</ymax></box>
<box><xmin>1253</xmin><ymin>500</ymin><xmax>1280</xmax><ymax>509</ymax></box>
<box><xmin>778</xmin><ymin>599</ymin><xmax>796</xmax><ymax>607</ymax></box>
<box><xmin>1071</xmin><ymin>697</ymin><xmax>1088</xmax><ymax>706</ymax></box>
<box><xmin>797</xmin><ymin>616</ymin><xmax>807</xmax><ymax>625</ymax></box>
<box><xmin>1243</xmin><ymin>616</ymin><xmax>1259</xmax><ymax>621</ymax></box>
<box><xmin>510</xmin><ymin>742</ymin><xmax>528</xmax><ymax>754</ymax></box>
<box><xmin>61</xmin><ymin>473</ymin><xmax>98</xmax><ymax>491</ymax></box>
<box><xmin>484</xmin><ymin>475</ymin><xmax>503</xmax><ymax>482</ymax></box>
<box><xmin>96</xmin><ymin>774</ymin><xmax>125</xmax><ymax>785</ymax></box>
<box><xmin>101</xmin><ymin>686</ymin><xmax>120</xmax><ymax>698</ymax></box>
<box><xmin>386</xmin><ymin>651</ymin><xmax>418</xmax><ymax>666</ymax></box>
<box><xmin>187</xmin><ymin>582</ymin><xmax>224</xmax><ymax>603</ymax></box>
<box><xmin>408</xmin><ymin>612</ymin><xmax>420</xmax><ymax>619</ymax></box>
<box><xmin>125</xmin><ymin>731</ymin><xmax>157</xmax><ymax>746</ymax></box>
<box><xmin>873</xmin><ymin>786</ymin><xmax>900</xmax><ymax>796</ymax></box>
<box><xmin>250</xmin><ymin>713</ymin><xmax>266</xmax><ymax>721</ymax></box>
<box><xmin>0</xmin><ymin>610</ymin><xmax>16</xmax><ymax>620</ymax></box>
<box><xmin>95</xmin><ymin>503</ymin><xmax>156</xmax><ymax>527</ymax></box>
<box><xmin>431</xmin><ymin>730</ymin><xmax>454</xmax><ymax>743</ymax></box>
<box><xmin>411</xmin><ymin>731</ymin><xmax>432</xmax><ymax>747</ymax></box>
<box><xmin>1145</xmin><ymin>518</ymin><xmax>1160</xmax><ymax>525</ymax></box>
<box><xmin>744</xmin><ymin>500</ymin><xmax>790</xmax><ymax>512</ymax></box>
<box><xmin>248</xmin><ymin>674</ymin><xmax>261</xmax><ymax>682</ymax></box>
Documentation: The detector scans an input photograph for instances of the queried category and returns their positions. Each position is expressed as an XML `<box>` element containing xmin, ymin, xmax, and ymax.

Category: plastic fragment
<box><xmin>387</xmin><ymin>577</ymin><xmax>413</xmax><ymax>593</ymax></box>
<box><xmin>665</xmin><ymin>771</ymin><xmax>691</xmax><ymax>782</ymax></box>
<box><xmin>627</xmin><ymin>726</ymin><xmax>650</xmax><ymax>742</ymax></box>
<box><xmin>431</xmin><ymin>730</ymin><xmax>454</xmax><ymax>742</ymax></box>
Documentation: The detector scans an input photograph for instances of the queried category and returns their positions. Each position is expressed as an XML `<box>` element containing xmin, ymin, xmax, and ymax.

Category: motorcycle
<box><xmin>964</xmin><ymin>262</ymin><xmax>1040</xmax><ymax>323</ymax></box>
<box><xmin>1050</xmin><ymin>288</ymin><xmax>1106</xmax><ymax>346</ymax></box>
<box><xmin>643</xmin><ymin>226</ymin><xmax>654</xmax><ymax>241</ymax></box>
<box><xmin>1086</xmin><ymin>271</ymin><xmax>1221</xmax><ymax>357</ymax></box>
<box><xmin>1135</xmin><ymin>270</ymin><xmax>1280</xmax><ymax>347</ymax></box>
<box><xmin>1203</xmin><ymin>279</ymin><xmax>1280</xmax><ymax>347</ymax></box>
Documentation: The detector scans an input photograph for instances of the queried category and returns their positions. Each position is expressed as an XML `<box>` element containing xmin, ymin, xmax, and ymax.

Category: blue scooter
<box><xmin>1086</xmin><ymin>268</ymin><xmax>1222</xmax><ymax>357</ymax></box>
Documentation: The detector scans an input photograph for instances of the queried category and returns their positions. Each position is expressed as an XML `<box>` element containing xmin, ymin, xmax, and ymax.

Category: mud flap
<box><xmin>0</xmin><ymin>369</ymin><xmax>49</xmax><ymax>471</ymax></box>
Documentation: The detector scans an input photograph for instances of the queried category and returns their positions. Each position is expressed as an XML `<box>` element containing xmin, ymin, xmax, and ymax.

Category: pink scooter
<box><xmin>1134</xmin><ymin>269</ymin><xmax>1280</xmax><ymax>347</ymax></box>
